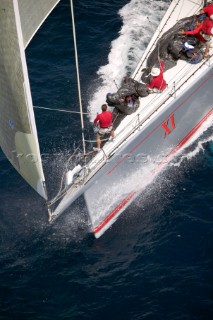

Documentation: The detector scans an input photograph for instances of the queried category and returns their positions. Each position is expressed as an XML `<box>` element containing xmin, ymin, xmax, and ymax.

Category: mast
<box><xmin>70</xmin><ymin>0</ymin><xmax>86</xmax><ymax>156</ymax></box>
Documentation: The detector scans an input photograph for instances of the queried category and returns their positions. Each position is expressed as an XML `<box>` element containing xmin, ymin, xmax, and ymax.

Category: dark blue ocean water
<box><xmin>0</xmin><ymin>0</ymin><xmax>213</xmax><ymax>319</ymax></box>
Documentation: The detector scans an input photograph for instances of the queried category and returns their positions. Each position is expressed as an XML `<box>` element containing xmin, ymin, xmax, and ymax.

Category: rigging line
<box><xmin>132</xmin><ymin>51</ymin><xmax>140</xmax><ymax>62</ymax></box>
<box><xmin>34</xmin><ymin>106</ymin><xmax>88</xmax><ymax>115</ymax></box>
<box><xmin>112</xmin><ymin>110</ymin><xmax>120</xmax><ymax>125</ymax></box>
<box><xmin>114</xmin><ymin>80</ymin><xmax>119</xmax><ymax>89</ymax></box>
<box><xmin>177</xmin><ymin>0</ymin><xmax>184</xmax><ymax>20</ymax></box>
<box><xmin>70</xmin><ymin>0</ymin><xmax>86</xmax><ymax>156</ymax></box>
<box><xmin>57</xmin><ymin>147</ymin><xmax>81</xmax><ymax>195</ymax></box>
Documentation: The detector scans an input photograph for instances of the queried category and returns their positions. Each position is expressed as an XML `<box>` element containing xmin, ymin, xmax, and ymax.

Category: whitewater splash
<box><xmin>170</xmin><ymin>114</ymin><xmax>213</xmax><ymax>167</ymax></box>
<box><xmin>90</xmin><ymin>112</ymin><xmax>213</xmax><ymax>226</ymax></box>
<box><xmin>87</xmin><ymin>0</ymin><xmax>169</xmax><ymax>120</ymax></box>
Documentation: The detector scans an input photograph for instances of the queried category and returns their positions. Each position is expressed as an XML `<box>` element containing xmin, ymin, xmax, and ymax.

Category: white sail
<box><xmin>18</xmin><ymin>0</ymin><xmax>61</xmax><ymax>48</ymax></box>
<box><xmin>0</xmin><ymin>0</ymin><xmax>60</xmax><ymax>199</ymax></box>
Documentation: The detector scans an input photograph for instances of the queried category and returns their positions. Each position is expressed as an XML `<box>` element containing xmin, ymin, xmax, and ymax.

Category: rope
<box><xmin>177</xmin><ymin>0</ymin><xmax>184</xmax><ymax>21</ymax></box>
<box><xmin>112</xmin><ymin>110</ymin><xmax>120</xmax><ymax>124</ymax></box>
<box><xmin>114</xmin><ymin>80</ymin><xmax>119</xmax><ymax>89</ymax></box>
<box><xmin>70</xmin><ymin>0</ymin><xmax>86</xmax><ymax>156</ymax></box>
<box><xmin>34</xmin><ymin>106</ymin><xmax>88</xmax><ymax>115</ymax></box>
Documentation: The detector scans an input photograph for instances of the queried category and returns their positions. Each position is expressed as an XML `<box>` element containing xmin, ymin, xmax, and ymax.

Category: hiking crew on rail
<box><xmin>93</xmin><ymin>104</ymin><xmax>115</xmax><ymax>151</ymax></box>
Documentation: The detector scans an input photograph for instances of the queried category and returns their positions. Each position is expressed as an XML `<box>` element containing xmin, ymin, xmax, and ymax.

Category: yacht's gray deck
<box><xmin>52</xmin><ymin>0</ymin><xmax>212</xmax><ymax>220</ymax></box>
<box><xmin>88</xmin><ymin>54</ymin><xmax>212</xmax><ymax>175</ymax></box>
<box><xmin>86</xmin><ymin>0</ymin><xmax>212</xmax><ymax>176</ymax></box>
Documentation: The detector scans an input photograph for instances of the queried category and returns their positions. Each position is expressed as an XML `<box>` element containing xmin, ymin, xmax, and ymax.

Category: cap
<box><xmin>151</xmin><ymin>67</ymin><xmax>160</xmax><ymax>77</ymax></box>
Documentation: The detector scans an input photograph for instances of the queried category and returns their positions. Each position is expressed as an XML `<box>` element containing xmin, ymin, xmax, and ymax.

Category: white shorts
<box><xmin>98</xmin><ymin>126</ymin><xmax>113</xmax><ymax>136</ymax></box>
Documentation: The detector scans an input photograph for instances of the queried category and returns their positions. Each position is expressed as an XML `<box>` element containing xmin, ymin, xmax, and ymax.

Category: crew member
<box><xmin>146</xmin><ymin>56</ymin><xmax>167</xmax><ymax>92</ymax></box>
<box><xmin>181</xmin><ymin>17</ymin><xmax>213</xmax><ymax>58</ymax></box>
<box><xmin>93</xmin><ymin>104</ymin><xmax>115</xmax><ymax>151</ymax></box>
<box><xmin>200</xmin><ymin>3</ymin><xmax>213</xmax><ymax>19</ymax></box>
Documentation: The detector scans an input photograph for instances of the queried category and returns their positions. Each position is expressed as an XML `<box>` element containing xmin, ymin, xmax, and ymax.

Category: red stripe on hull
<box><xmin>94</xmin><ymin>108</ymin><xmax>213</xmax><ymax>237</ymax></box>
<box><xmin>156</xmin><ymin>108</ymin><xmax>213</xmax><ymax>172</ymax></box>
<box><xmin>94</xmin><ymin>191</ymin><xmax>136</xmax><ymax>235</ymax></box>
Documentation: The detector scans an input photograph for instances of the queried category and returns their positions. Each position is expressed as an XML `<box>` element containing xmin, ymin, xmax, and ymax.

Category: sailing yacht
<box><xmin>0</xmin><ymin>0</ymin><xmax>212</xmax><ymax>238</ymax></box>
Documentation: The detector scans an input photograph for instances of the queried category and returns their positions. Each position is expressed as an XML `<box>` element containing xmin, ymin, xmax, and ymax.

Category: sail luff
<box><xmin>0</xmin><ymin>0</ymin><xmax>47</xmax><ymax>199</ymax></box>
<box><xmin>13</xmin><ymin>0</ymin><xmax>38</xmax><ymax>140</ymax></box>
<box><xmin>13</xmin><ymin>0</ymin><xmax>47</xmax><ymax>198</ymax></box>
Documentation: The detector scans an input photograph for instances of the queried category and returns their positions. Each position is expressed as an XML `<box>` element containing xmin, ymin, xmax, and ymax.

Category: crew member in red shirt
<box><xmin>181</xmin><ymin>18</ymin><xmax>213</xmax><ymax>58</ymax></box>
<box><xmin>93</xmin><ymin>104</ymin><xmax>115</xmax><ymax>151</ymax></box>
<box><xmin>146</xmin><ymin>57</ymin><xmax>167</xmax><ymax>92</ymax></box>
<box><xmin>200</xmin><ymin>3</ymin><xmax>213</xmax><ymax>19</ymax></box>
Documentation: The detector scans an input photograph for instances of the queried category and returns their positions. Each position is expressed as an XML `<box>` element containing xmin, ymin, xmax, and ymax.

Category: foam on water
<box><xmin>87</xmin><ymin>0</ymin><xmax>169</xmax><ymax>120</ymax></box>
<box><xmin>170</xmin><ymin>114</ymin><xmax>213</xmax><ymax>167</ymax></box>
<box><xmin>91</xmin><ymin>163</ymin><xmax>157</xmax><ymax>226</ymax></box>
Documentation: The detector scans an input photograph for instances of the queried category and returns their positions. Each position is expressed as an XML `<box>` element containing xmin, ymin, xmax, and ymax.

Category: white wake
<box><xmin>87</xmin><ymin>0</ymin><xmax>169</xmax><ymax>121</ymax></box>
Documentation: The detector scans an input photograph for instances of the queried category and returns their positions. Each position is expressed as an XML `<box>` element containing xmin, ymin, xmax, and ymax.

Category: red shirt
<box><xmin>184</xmin><ymin>18</ymin><xmax>213</xmax><ymax>42</ymax></box>
<box><xmin>146</xmin><ymin>60</ymin><xmax>166</xmax><ymax>90</ymax></box>
<box><xmin>203</xmin><ymin>4</ymin><xmax>213</xmax><ymax>17</ymax></box>
<box><xmin>184</xmin><ymin>23</ymin><xmax>203</xmax><ymax>35</ymax></box>
<box><xmin>94</xmin><ymin>111</ymin><xmax>112</xmax><ymax>128</ymax></box>
<box><xmin>183</xmin><ymin>23</ymin><xmax>205</xmax><ymax>42</ymax></box>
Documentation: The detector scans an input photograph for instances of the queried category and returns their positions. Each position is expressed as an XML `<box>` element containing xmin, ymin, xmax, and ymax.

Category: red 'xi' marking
<box><xmin>162</xmin><ymin>114</ymin><xmax>176</xmax><ymax>137</ymax></box>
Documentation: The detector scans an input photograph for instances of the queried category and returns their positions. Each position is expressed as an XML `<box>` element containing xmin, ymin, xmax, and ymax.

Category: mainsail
<box><xmin>0</xmin><ymin>0</ymin><xmax>60</xmax><ymax>199</ymax></box>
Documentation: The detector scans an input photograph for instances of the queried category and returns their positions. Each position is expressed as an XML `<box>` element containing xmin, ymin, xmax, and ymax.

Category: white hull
<box><xmin>51</xmin><ymin>0</ymin><xmax>213</xmax><ymax>238</ymax></box>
